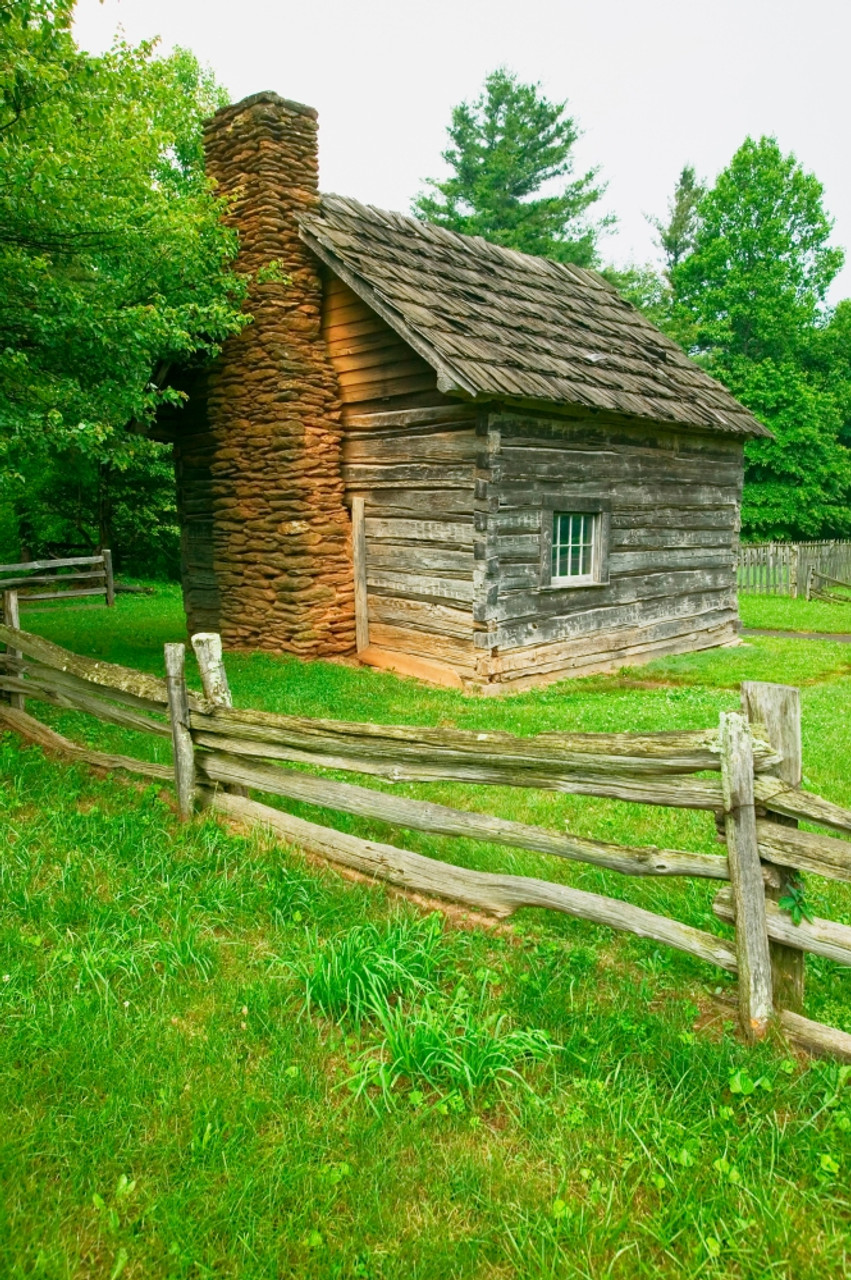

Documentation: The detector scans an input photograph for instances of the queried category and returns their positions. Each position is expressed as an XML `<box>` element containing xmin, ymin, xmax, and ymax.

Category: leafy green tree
<box><xmin>603</xmin><ymin>263</ymin><xmax>672</xmax><ymax>331</ymax></box>
<box><xmin>0</xmin><ymin>1</ymin><xmax>247</xmax><ymax>491</ymax></box>
<box><xmin>649</xmin><ymin>165</ymin><xmax>705</xmax><ymax>276</ymax></box>
<box><xmin>671</xmin><ymin>136</ymin><xmax>851</xmax><ymax>539</ymax></box>
<box><xmin>413</xmin><ymin>68</ymin><xmax>609</xmax><ymax>266</ymax></box>
<box><xmin>3</xmin><ymin>440</ymin><xmax>180</xmax><ymax>577</ymax></box>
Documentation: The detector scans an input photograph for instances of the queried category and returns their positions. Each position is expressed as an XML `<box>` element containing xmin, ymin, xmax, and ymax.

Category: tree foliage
<box><xmin>413</xmin><ymin>68</ymin><xmax>609</xmax><ymax>266</ymax></box>
<box><xmin>666</xmin><ymin>137</ymin><xmax>850</xmax><ymax>540</ymax></box>
<box><xmin>0</xmin><ymin>0</ymin><xmax>247</xmax><ymax>481</ymax></box>
<box><xmin>0</xmin><ymin>1</ymin><xmax>250</xmax><ymax>568</ymax></box>
<box><xmin>649</xmin><ymin>164</ymin><xmax>705</xmax><ymax>277</ymax></box>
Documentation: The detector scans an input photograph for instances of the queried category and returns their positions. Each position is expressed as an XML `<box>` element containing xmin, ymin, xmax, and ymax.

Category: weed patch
<box><xmin>301</xmin><ymin>913</ymin><xmax>448</xmax><ymax>1024</ymax></box>
<box><xmin>350</xmin><ymin>987</ymin><xmax>561</xmax><ymax>1107</ymax></box>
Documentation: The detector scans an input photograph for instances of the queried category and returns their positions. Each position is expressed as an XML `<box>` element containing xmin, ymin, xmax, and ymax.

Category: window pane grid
<box><xmin>552</xmin><ymin>512</ymin><xmax>595</xmax><ymax>581</ymax></box>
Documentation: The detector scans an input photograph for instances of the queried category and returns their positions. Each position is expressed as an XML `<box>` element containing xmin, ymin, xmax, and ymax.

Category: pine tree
<box><xmin>413</xmin><ymin>69</ymin><xmax>609</xmax><ymax>266</ymax></box>
<box><xmin>649</xmin><ymin>165</ymin><xmax>705</xmax><ymax>276</ymax></box>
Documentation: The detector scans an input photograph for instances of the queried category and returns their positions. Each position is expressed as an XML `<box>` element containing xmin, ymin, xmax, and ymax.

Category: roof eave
<box><xmin>297</xmin><ymin>219</ymin><xmax>481</xmax><ymax>400</ymax></box>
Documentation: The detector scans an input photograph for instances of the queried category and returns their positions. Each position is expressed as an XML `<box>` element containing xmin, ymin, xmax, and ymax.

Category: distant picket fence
<box><xmin>738</xmin><ymin>541</ymin><xmax>851</xmax><ymax>597</ymax></box>
<box><xmin>1</xmin><ymin>591</ymin><xmax>851</xmax><ymax>1062</ymax></box>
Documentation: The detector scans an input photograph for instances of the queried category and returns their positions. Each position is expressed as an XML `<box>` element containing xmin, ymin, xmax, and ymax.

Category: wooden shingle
<box><xmin>298</xmin><ymin>196</ymin><xmax>770</xmax><ymax>438</ymax></box>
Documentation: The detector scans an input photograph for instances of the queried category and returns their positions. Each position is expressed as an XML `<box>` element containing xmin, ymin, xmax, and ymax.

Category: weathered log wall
<box><xmin>172</xmin><ymin>93</ymin><xmax>356</xmax><ymax>657</ymax></box>
<box><xmin>340</xmin><ymin>407</ymin><xmax>479</xmax><ymax>684</ymax></box>
<box><xmin>320</xmin><ymin>273</ymin><xmax>478</xmax><ymax>683</ymax></box>
<box><xmin>479</xmin><ymin>409</ymin><xmax>744</xmax><ymax>686</ymax></box>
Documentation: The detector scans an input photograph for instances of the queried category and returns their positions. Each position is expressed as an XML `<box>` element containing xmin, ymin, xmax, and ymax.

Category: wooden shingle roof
<box><xmin>297</xmin><ymin>196</ymin><xmax>769</xmax><ymax>438</ymax></box>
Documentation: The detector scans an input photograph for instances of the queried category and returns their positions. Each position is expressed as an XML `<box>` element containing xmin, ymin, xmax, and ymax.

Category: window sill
<box><xmin>542</xmin><ymin>578</ymin><xmax>609</xmax><ymax>591</ymax></box>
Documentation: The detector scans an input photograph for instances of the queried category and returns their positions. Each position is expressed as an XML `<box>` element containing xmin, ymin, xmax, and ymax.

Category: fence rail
<box><xmin>0</xmin><ymin>551</ymin><xmax>114</xmax><ymax>609</ymax></box>
<box><xmin>805</xmin><ymin>568</ymin><xmax>851</xmax><ymax>604</ymax></box>
<box><xmin>1</xmin><ymin>599</ymin><xmax>851</xmax><ymax>1061</ymax></box>
<box><xmin>738</xmin><ymin>540</ymin><xmax>851</xmax><ymax>596</ymax></box>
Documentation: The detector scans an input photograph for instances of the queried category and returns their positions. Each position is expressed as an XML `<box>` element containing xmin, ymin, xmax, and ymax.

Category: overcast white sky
<box><xmin>74</xmin><ymin>0</ymin><xmax>851</xmax><ymax>300</ymax></box>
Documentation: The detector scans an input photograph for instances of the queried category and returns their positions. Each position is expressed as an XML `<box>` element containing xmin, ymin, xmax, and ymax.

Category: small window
<box><xmin>551</xmin><ymin>511</ymin><xmax>597</xmax><ymax>583</ymax></box>
<box><xmin>540</xmin><ymin>500</ymin><xmax>610</xmax><ymax>589</ymax></box>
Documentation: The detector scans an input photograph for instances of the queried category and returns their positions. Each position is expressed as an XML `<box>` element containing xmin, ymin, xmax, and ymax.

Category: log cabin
<box><xmin>160</xmin><ymin>91</ymin><xmax>770</xmax><ymax>691</ymax></box>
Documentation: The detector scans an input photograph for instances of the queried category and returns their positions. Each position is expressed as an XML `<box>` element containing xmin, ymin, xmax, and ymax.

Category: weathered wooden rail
<box><xmin>0</xmin><ymin>552</ymin><xmax>114</xmax><ymax>610</ymax></box>
<box><xmin>1</xmin><ymin>601</ymin><xmax>851</xmax><ymax>1061</ymax></box>
<box><xmin>738</xmin><ymin>540</ymin><xmax>851</xmax><ymax>597</ymax></box>
<box><xmin>805</xmin><ymin>567</ymin><xmax>851</xmax><ymax>604</ymax></box>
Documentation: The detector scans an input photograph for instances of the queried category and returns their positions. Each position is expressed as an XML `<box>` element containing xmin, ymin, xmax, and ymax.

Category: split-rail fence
<box><xmin>0</xmin><ymin>551</ymin><xmax>114</xmax><ymax>609</ymax></box>
<box><xmin>1</xmin><ymin>592</ymin><xmax>851</xmax><ymax>1062</ymax></box>
<box><xmin>805</xmin><ymin>568</ymin><xmax>851</xmax><ymax>605</ymax></box>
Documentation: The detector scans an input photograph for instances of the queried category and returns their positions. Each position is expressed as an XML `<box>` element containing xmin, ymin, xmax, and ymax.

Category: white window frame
<box><xmin>540</xmin><ymin>498</ymin><xmax>611</xmax><ymax>590</ymax></box>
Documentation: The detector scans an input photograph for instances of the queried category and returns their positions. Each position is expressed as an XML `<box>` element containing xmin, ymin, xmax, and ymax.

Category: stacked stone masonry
<box><xmin>176</xmin><ymin>94</ymin><xmax>355</xmax><ymax>655</ymax></box>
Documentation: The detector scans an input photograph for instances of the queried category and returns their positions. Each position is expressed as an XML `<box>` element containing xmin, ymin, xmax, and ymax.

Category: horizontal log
<box><xmin>364</xmin><ymin>517</ymin><xmax>474</xmax><ymax>547</ymax></box>
<box><xmin>714</xmin><ymin>887</ymin><xmax>851</xmax><ymax>967</ymax></box>
<box><xmin>368</xmin><ymin>594</ymin><xmax>473</xmax><ymax>640</ymax></box>
<box><xmin>757</xmin><ymin>820</ymin><xmax>851</xmax><ymax>884</ymax></box>
<box><xmin>0</xmin><ymin>570</ymin><xmax>105</xmax><ymax>590</ymax></box>
<box><xmin>0</xmin><ymin>705</ymin><xmax>171</xmax><ymax>780</ymax></box>
<box><xmin>189</xmin><ymin>705</ymin><xmax>780</xmax><ymax>776</ymax></box>
<box><xmin>198</xmin><ymin>750</ymin><xmax>731</xmax><ymax>879</ymax></box>
<box><xmin>366</xmin><ymin>569</ymin><xmax>474</xmax><ymax>604</ymax></box>
<box><xmin>211</xmin><ymin>790</ymin><xmax>738</xmax><ymax>973</ymax></box>
<box><xmin>363</xmin><ymin>491</ymin><xmax>474</xmax><ymax>519</ymax></box>
<box><xmin>489</xmin><ymin>568</ymin><xmax>734</xmax><ymax>627</ymax></box>
<box><xmin>490</xmin><ymin>606</ymin><xmax>737</xmax><ymax>678</ymax></box>
<box><xmin>343</xmin><ymin>464</ymin><xmax>475</xmax><ymax>488</ymax></box>
<box><xmin>486</xmin><ymin>626</ymin><xmax>739</xmax><ymax>693</ymax></box>
<box><xmin>0</xmin><ymin>673</ymin><xmax>170</xmax><ymax>737</ymax></box>
<box><xmin>192</xmin><ymin>729</ymin><xmax>726</xmax><ymax>806</ymax></box>
<box><xmin>0</xmin><ymin>625</ymin><xmax>188</xmax><ymax>710</ymax></box>
<box><xmin>777</xmin><ymin>1010</ymin><xmax>851</xmax><ymax>1062</ymax></box>
<box><xmin>365</xmin><ymin>547</ymin><xmax>474</xmax><ymax>575</ymax></box>
<box><xmin>343</xmin><ymin>405</ymin><xmax>479</xmax><ymax>430</ymax></box>
<box><xmin>365</xmin><ymin>624</ymin><xmax>477</xmax><ymax>673</ymax></box>
<box><xmin>0</xmin><ymin>555</ymin><xmax>104</xmax><ymax>573</ymax></box>
<box><xmin>485</xmin><ymin>587</ymin><xmax>739</xmax><ymax>652</ymax></box>
<box><xmin>753</xmin><ymin>777</ymin><xmax>851</xmax><ymax>836</ymax></box>
<box><xmin>21</xmin><ymin>587</ymin><xmax>107</xmax><ymax>602</ymax></box>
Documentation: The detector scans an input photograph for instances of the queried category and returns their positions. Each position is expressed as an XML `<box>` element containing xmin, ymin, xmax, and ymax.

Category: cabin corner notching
<box><xmin>164</xmin><ymin>91</ymin><xmax>768</xmax><ymax>690</ymax></box>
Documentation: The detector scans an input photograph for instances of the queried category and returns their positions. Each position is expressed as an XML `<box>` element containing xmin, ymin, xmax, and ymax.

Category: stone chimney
<box><xmin>200</xmin><ymin>92</ymin><xmax>355</xmax><ymax>657</ymax></box>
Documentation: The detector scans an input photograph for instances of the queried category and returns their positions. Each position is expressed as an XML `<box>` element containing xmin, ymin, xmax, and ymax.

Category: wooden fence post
<box><xmin>720</xmin><ymin>711</ymin><xmax>773</xmax><ymax>1039</ymax></box>
<box><xmin>191</xmin><ymin>632</ymin><xmax>232</xmax><ymax>708</ymax></box>
<box><xmin>191</xmin><ymin>631</ymin><xmax>247</xmax><ymax>799</ymax></box>
<box><xmin>102</xmin><ymin>549</ymin><xmax>115</xmax><ymax>607</ymax></box>
<box><xmin>2</xmin><ymin>589</ymin><xmax>24</xmax><ymax>711</ymax></box>
<box><xmin>164</xmin><ymin>642</ymin><xmax>195</xmax><ymax>819</ymax></box>
<box><xmin>741</xmin><ymin>681</ymin><xmax>804</xmax><ymax>1013</ymax></box>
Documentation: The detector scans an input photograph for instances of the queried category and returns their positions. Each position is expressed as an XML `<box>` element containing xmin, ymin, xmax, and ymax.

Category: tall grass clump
<box><xmin>350</xmin><ymin>983</ymin><xmax>561</xmax><ymax>1107</ymax></box>
<box><xmin>301</xmin><ymin>913</ymin><xmax>447</xmax><ymax>1024</ymax></box>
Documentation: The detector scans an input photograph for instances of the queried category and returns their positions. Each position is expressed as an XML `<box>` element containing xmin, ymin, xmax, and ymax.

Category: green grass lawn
<box><xmin>739</xmin><ymin>591</ymin><xmax>851</xmax><ymax>634</ymax></box>
<box><xmin>2</xmin><ymin>588</ymin><xmax>851</xmax><ymax>1279</ymax></box>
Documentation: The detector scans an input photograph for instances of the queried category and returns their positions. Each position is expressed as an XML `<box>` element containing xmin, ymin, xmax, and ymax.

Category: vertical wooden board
<box><xmin>2</xmin><ymin>590</ymin><xmax>24</xmax><ymax>711</ymax></box>
<box><xmin>164</xmin><ymin>642</ymin><xmax>195</xmax><ymax>820</ymax></box>
<box><xmin>741</xmin><ymin>681</ymin><xmax>804</xmax><ymax>1013</ymax></box>
<box><xmin>720</xmin><ymin>711</ymin><xmax>774</xmax><ymax>1038</ymax></box>
<box><xmin>352</xmin><ymin>496</ymin><xmax>369</xmax><ymax>653</ymax></box>
<box><xmin>103</xmin><ymin>549</ymin><xmax>115</xmax><ymax>607</ymax></box>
